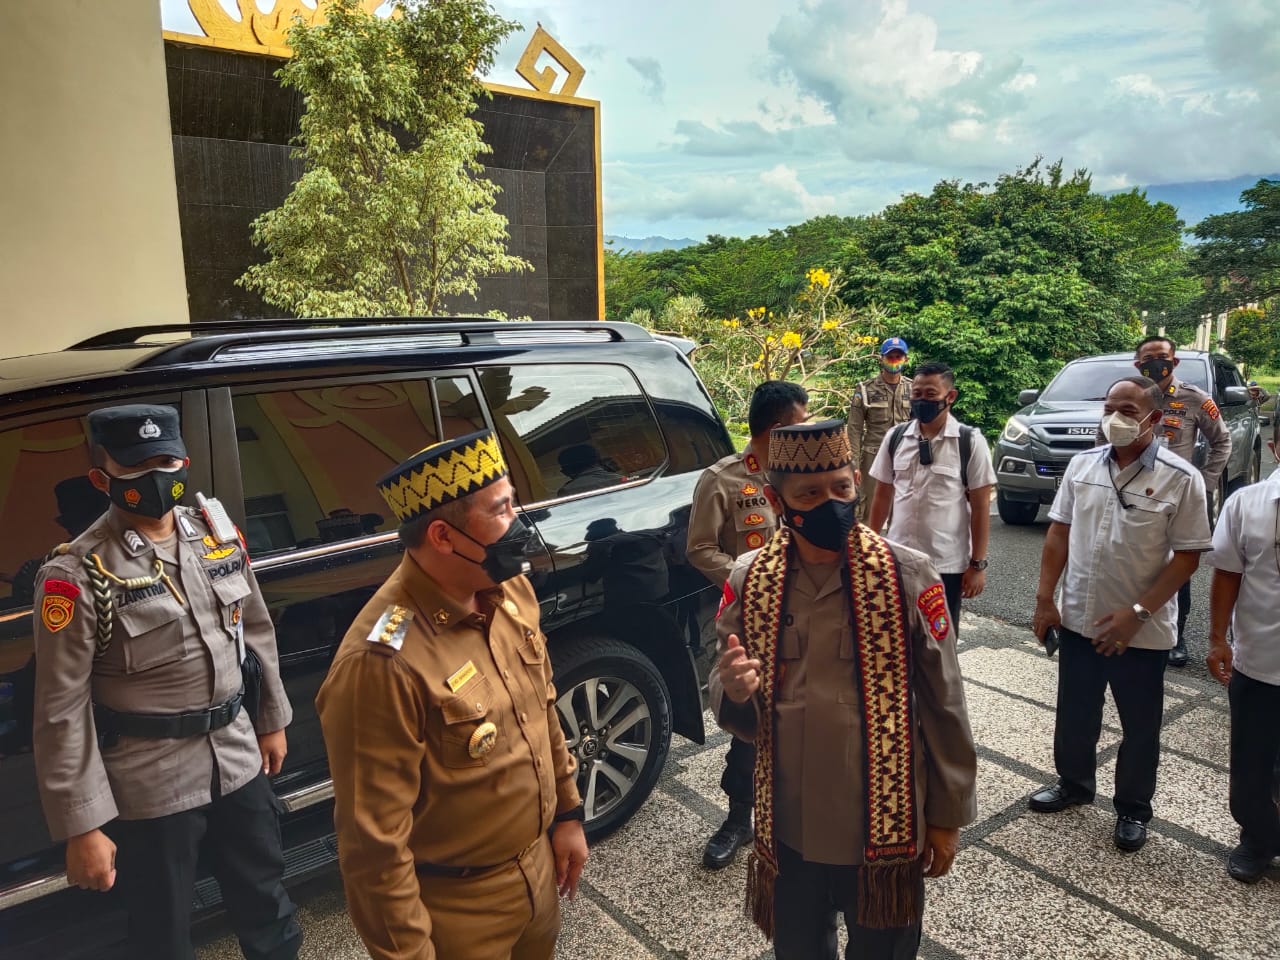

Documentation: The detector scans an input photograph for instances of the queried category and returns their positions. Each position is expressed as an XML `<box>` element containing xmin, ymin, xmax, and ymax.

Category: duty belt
<box><xmin>93</xmin><ymin>687</ymin><xmax>244</xmax><ymax>741</ymax></box>
<box><xmin>415</xmin><ymin>837</ymin><xmax>540</xmax><ymax>879</ymax></box>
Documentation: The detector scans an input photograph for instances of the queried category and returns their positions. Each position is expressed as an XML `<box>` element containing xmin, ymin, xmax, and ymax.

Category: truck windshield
<box><xmin>1041</xmin><ymin>358</ymin><xmax>1208</xmax><ymax>401</ymax></box>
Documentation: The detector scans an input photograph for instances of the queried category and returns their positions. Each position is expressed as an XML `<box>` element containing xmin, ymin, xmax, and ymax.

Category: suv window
<box><xmin>480</xmin><ymin>364</ymin><xmax>667</xmax><ymax>503</ymax></box>
<box><xmin>1041</xmin><ymin>357</ymin><xmax>1209</xmax><ymax>401</ymax></box>
<box><xmin>1215</xmin><ymin>357</ymin><xmax>1244</xmax><ymax>400</ymax></box>
<box><xmin>232</xmin><ymin>377</ymin><xmax>485</xmax><ymax>556</ymax></box>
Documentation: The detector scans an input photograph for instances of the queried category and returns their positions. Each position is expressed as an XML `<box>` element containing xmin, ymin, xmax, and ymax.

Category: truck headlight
<box><xmin>1001</xmin><ymin>416</ymin><xmax>1030</xmax><ymax>444</ymax></box>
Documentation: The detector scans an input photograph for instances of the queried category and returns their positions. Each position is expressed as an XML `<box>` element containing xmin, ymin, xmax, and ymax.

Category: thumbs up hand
<box><xmin>718</xmin><ymin>634</ymin><xmax>762</xmax><ymax>704</ymax></box>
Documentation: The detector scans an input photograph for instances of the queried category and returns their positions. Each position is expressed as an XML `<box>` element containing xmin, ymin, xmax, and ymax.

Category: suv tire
<box><xmin>552</xmin><ymin>636</ymin><xmax>673</xmax><ymax>841</ymax></box>
<box><xmin>997</xmin><ymin>490</ymin><xmax>1039</xmax><ymax>526</ymax></box>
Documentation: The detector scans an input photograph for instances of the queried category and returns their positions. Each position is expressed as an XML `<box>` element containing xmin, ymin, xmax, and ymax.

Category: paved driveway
<box><xmin>196</xmin><ymin>607</ymin><xmax>1280</xmax><ymax>960</ymax></box>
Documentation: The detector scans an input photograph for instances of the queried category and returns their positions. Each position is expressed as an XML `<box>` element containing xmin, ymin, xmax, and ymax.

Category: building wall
<box><xmin>0</xmin><ymin>0</ymin><xmax>189</xmax><ymax>355</ymax></box>
<box><xmin>166</xmin><ymin>42</ymin><xmax>601</xmax><ymax>322</ymax></box>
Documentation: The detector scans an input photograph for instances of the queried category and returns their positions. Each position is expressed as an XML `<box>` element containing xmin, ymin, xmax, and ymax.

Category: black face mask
<box><xmin>1136</xmin><ymin>358</ymin><xmax>1173</xmax><ymax>382</ymax></box>
<box><xmin>910</xmin><ymin>398</ymin><xmax>949</xmax><ymax>425</ymax></box>
<box><xmin>105</xmin><ymin>464</ymin><xmax>188</xmax><ymax>519</ymax></box>
<box><xmin>781</xmin><ymin>496</ymin><xmax>857</xmax><ymax>552</ymax></box>
<box><xmin>451</xmin><ymin>514</ymin><xmax>535</xmax><ymax>583</ymax></box>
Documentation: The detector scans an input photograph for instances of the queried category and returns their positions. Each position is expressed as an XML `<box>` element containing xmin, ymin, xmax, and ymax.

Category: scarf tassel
<box><xmin>745</xmin><ymin>849</ymin><xmax>778</xmax><ymax>940</ymax></box>
<box><xmin>856</xmin><ymin>858</ymin><xmax>923</xmax><ymax>930</ymax></box>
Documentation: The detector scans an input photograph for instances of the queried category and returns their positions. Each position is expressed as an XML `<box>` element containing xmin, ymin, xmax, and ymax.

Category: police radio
<box><xmin>196</xmin><ymin>492</ymin><xmax>239</xmax><ymax>545</ymax></box>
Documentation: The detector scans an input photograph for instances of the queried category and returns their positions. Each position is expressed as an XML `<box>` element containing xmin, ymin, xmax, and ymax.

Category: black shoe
<box><xmin>1168</xmin><ymin>639</ymin><xmax>1189</xmax><ymax>668</ymax></box>
<box><xmin>1227</xmin><ymin>844</ymin><xmax>1275</xmax><ymax>884</ymax></box>
<box><xmin>1114</xmin><ymin>816</ymin><xmax>1148</xmax><ymax>852</ymax></box>
<box><xmin>702</xmin><ymin>817</ymin><xmax>753</xmax><ymax>870</ymax></box>
<box><xmin>1028</xmin><ymin>782</ymin><xmax>1092</xmax><ymax>813</ymax></box>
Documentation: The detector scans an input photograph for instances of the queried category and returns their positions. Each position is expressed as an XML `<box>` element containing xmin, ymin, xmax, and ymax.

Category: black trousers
<box><xmin>1176</xmin><ymin>579</ymin><xmax>1191</xmax><ymax>644</ymax></box>
<box><xmin>721</xmin><ymin>735</ymin><xmax>755</xmax><ymax>806</ymax></box>
<box><xmin>940</xmin><ymin>572</ymin><xmax>963</xmax><ymax>635</ymax></box>
<box><xmin>773</xmin><ymin>843</ymin><xmax>923</xmax><ymax>960</ymax></box>
<box><xmin>104</xmin><ymin>772</ymin><xmax>301</xmax><ymax>960</ymax></box>
<box><xmin>1228</xmin><ymin>669</ymin><xmax>1280</xmax><ymax>856</ymax></box>
<box><xmin>1053</xmin><ymin>628</ymin><xmax>1167</xmax><ymax>822</ymax></box>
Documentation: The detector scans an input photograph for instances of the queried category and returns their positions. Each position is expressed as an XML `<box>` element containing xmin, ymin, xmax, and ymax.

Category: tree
<box><xmin>1191</xmin><ymin>179</ymin><xmax>1280</xmax><ymax>314</ymax></box>
<box><xmin>1222</xmin><ymin>306</ymin><xmax>1278</xmax><ymax>377</ymax></box>
<box><xmin>240</xmin><ymin>0</ymin><xmax>529</xmax><ymax>317</ymax></box>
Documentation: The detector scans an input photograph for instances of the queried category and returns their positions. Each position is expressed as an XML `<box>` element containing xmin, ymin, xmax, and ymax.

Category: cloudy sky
<box><xmin>162</xmin><ymin>0</ymin><xmax>1280</xmax><ymax>240</ymax></box>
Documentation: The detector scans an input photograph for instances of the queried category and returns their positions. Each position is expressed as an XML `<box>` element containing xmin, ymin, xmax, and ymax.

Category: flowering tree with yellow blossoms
<box><xmin>654</xmin><ymin>267</ymin><xmax>886</xmax><ymax>428</ymax></box>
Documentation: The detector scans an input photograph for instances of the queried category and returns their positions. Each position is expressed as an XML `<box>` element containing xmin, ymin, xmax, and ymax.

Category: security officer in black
<box><xmin>32</xmin><ymin>404</ymin><xmax>300</xmax><ymax>960</ymax></box>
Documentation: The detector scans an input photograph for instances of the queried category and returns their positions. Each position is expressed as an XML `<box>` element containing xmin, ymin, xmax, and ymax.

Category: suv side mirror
<box><xmin>1018</xmin><ymin>389</ymin><xmax>1041</xmax><ymax>406</ymax></box>
<box><xmin>1223</xmin><ymin>385</ymin><xmax>1249</xmax><ymax>406</ymax></box>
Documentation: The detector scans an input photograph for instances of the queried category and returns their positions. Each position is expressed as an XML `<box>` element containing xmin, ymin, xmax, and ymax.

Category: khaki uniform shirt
<box><xmin>687</xmin><ymin>450</ymin><xmax>774</xmax><ymax>587</ymax></box>
<box><xmin>316</xmin><ymin>555</ymin><xmax>581</xmax><ymax>960</ymax></box>
<box><xmin>709</xmin><ymin>541</ymin><xmax>977</xmax><ymax>865</ymax></box>
<box><xmin>848</xmin><ymin>374</ymin><xmax>913</xmax><ymax>469</ymax></box>
<box><xmin>32</xmin><ymin>505</ymin><xmax>291</xmax><ymax>840</ymax></box>
<box><xmin>1158</xmin><ymin>378</ymin><xmax>1230</xmax><ymax>488</ymax></box>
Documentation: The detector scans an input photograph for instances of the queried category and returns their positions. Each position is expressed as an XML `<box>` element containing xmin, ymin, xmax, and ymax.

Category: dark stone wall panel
<box><xmin>165</xmin><ymin>41</ymin><xmax>598</xmax><ymax>323</ymax></box>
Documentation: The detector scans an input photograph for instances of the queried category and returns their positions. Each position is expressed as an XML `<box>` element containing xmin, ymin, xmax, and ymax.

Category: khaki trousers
<box><xmin>417</xmin><ymin>834</ymin><xmax>560</xmax><ymax>960</ymax></box>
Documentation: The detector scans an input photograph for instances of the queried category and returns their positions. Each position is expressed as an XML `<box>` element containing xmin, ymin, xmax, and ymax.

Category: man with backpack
<box><xmin>867</xmin><ymin>362</ymin><xmax>996</xmax><ymax>632</ymax></box>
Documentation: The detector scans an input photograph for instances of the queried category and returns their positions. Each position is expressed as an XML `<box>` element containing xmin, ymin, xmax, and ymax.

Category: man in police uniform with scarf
<box><xmin>710</xmin><ymin>420</ymin><xmax>976</xmax><ymax>959</ymax></box>
<box><xmin>32</xmin><ymin>404</ymin><xmax>299</xmax><ymax>960</ymax></box>
<box><xmin>317</xmin><ymin>430</ymin><xmax>588</xmax><ymax>960</ymax></box>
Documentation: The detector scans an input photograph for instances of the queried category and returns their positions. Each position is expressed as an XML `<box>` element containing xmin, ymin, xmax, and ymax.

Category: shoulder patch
<box><xmin>716</xmin><ymin>580</ymin><xmax>736</xmax><ymax>619</ymax></box>
<box><xmin>1201</xmin><ymin>398</ymin><xmax>1220</xmax><ymax>420</ymax></box>
<box><xmin>40</xmin><ymin>579</ymin><xmax>80</xmax><ymax>633</ymax></box>
<box><xmin>368</xmin><ymin>604</ymin><xmax>413</xmax><ymax>651</ymax></box>
<box><xmin>917</xmin><ymin>583</ymin><xmax>951</xmax><ymax>643</ymax></box>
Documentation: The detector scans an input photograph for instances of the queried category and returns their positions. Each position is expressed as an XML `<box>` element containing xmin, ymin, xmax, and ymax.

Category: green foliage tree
<box><xmin>1191</xmin><ymin>179</ymin><xmax>1280</xmax><ymax>313</ymax></box>
<box><xmin>240</xmin><ymin>0</ymin><xmax>529</xmax><ymax>317</ymax></box>
<box><xmin>1222</xmin><ymin>306</ymin><xmax>1278</xmax><ymax>376</ymax></box>
<box><xmin>837</xmin><ymin>160</ymin><xmax>1142</xmax><ymax>433</ymax></box>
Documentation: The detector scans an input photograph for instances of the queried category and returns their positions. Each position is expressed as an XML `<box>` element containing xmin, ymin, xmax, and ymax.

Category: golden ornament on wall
<box><xmin>515</xmin><ymin>23</ymin><xmax>586</xmax><ymax>98</ymax></box>
<box><xmin>179</xmin><ymin>0</ymin><xmax>389</xmax><ymax>57</ymax></box>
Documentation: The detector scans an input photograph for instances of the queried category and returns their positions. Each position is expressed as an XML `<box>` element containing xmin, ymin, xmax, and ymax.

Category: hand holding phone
<box><xmin>1043</xmin><ymin>625</ymin><xmax>1061</xmax><ymax>658</ymax></box>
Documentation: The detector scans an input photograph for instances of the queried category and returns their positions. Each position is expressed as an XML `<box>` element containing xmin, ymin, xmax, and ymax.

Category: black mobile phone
<box><xmin>1043</xmin><ymin>626</ymin><xmax>1061</xmax><ymax>659</ymax></box>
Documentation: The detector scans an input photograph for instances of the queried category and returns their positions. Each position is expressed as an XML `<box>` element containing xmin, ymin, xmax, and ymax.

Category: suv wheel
<box><xmin>997</xmin><ymin>490</ymin><xmax>1039</xmax><ymax>525</ymax></box>
<box><xmin>553</xmin><ymin>636</ymin><xmax>673</xmax><ymax>841</ymax></box>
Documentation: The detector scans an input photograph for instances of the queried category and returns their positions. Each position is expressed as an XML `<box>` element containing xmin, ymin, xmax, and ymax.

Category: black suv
<box><xmin>993</xmin><ymin>349</ymin><xmax>1263</xmax><ymax>524</ymax></box>
<box><xmin>0</xmin><ymin>319</ymin><xmax>731</xmax><ymax>958</ymax></box>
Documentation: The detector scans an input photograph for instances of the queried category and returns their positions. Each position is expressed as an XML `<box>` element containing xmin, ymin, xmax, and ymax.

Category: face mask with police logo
<box><xmin>1100</xmin><ymin>411</ymin><xmax>1153</xmax><ymax>448</ymax></box>
<box><xmin>1136</xmin><ymin>358</ymin><xmax>1173</xmax><ymax>382</ymax></box>
<box><xmin>106</xmin><ymin>463</ymin><xmax>188</xmax><ymax>519</ymax></box>
<box><xmin>781</xmin><ymin>496</ymin><xmax>857</xmax><ymax>552</ymax></box>
<box><xmin>450</xmin><ymin>514</ymin><xmax>535</xmax><ymax>583</ymax></box>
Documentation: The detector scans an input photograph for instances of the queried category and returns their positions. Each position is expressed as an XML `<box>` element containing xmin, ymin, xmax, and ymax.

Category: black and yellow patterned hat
<box><xmin>377</xmin><ymin>430</ymin><xmax>508</xmax><ymax>523</ymax></box>
<box><xmin>767</xmin><ymin>419</ymin><xmax>854</xmax><ymax>474</ymax></box>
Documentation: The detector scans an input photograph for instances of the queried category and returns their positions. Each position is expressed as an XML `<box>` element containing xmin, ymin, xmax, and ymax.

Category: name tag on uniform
<box><xmin>446</xmin><ymin>660</ymin><xmax>478</xmax><ymax>692</ymax></box>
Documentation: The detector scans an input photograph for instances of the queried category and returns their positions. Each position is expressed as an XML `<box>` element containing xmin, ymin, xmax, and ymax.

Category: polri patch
<box><xmin>40</xmin><ymin>580</ymin><xmax>79</xmax><ymax>633</ymax></box>
<box><xmin>745</xmin><ymin>531</ymin><xmax>765</xmax><ymax>550</ymax></box>
<box><xmin>1202</xmin><ymin>398</ymin><xmax>1221</xmax><ymax>420</ymax></box>
<box><xmin>917</xmin><ymin>583</ymin><xmax>950</xmax><ymax>642</ymax></box>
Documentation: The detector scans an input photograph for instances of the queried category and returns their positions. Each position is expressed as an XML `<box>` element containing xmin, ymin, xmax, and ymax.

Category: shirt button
<box><xmin>475</xmin><ymin>702</ymin><xmax>483</xmax><ymax>711</ymax></box>
<box><xmin>536</xmin><ymin>757</ymin><xmax>542</xmax><ymax>768</ymax></box>
<box><xmin>504</xmin><ymin>670</ymin><xmax>511</xmax><ymax>680</ymax></box>
<box><xmin>520</xmin><ymin>712</ymin><xmax>529</xmax><ymax>723</ymax></box>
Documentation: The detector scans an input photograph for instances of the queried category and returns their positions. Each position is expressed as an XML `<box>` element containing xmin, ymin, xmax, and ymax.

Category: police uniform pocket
<box><xmin>440</xmin><ymin>674</ymin><xmax>501</xmax><ymax>768</ymax></box>
<box><xmin>211</xmin><ymin>573</ymin><xmax>252</xmax><ymax>634</ymax></box>
<box><xmin>116</xmin><ymin>600</ymin><xmax>188</xmax><ymax>674</ymax></box>
<box><xmin>866</xmin><ymin>402</ymin><xmax>890</xmax><ymax>425</ymax></box>
<box><xmin>778</xmin><ymin>621</ymin><xmax>803</xmax><ymax>703</ymax></box>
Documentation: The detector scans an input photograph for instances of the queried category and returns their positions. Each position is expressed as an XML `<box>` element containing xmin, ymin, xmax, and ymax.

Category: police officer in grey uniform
<box><xmin>1133</xmin><ymin>336</ymin><xmax>1231</xmax><ymax>667</ymax></box>
<box><xmin>847</xmin><ymin>337</ymin><xmax>913</xmax><ymax>525</ymax></box>
<box><xmin>32</xmin><ymin>404</ymin><xmax>300</xmax><ymax>960</ymax></box>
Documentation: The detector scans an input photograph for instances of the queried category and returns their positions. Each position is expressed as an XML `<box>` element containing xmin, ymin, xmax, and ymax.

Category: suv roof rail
<box><xmin>65</xmin><ymin>318</ymin><xmax>651</xmax><ymax>366</ymax></box>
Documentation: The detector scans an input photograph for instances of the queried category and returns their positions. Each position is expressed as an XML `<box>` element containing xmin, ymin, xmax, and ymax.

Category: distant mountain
<box><xmin>1116</xmin><ymin>173</ymin><xmax>1280</xmax><ymax>229</ymax></box>
<box><xmin>605</xmin><ymin>234</ymin><xmax>698</xmax><ymax>254</ymax></box>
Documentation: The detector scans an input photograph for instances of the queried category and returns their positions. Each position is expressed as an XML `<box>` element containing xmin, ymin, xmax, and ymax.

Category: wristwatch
<box><xmin>969</xmin><ymin>558</ymin><xmax>989</xmax><ymax>571</ymax></box>
<box><xmin>1132</xmin><ymin>603</ymin><xmax>1152</xmax><ymax>622</ymax></box>
<box><xmin>554</xmin><ymin>805</ymin><xmax>586</xmax><ymax>823</ymax></box>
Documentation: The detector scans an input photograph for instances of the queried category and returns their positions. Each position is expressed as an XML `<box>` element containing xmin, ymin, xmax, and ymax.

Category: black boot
<box><xmin>1168</xmin><ymin>636</ymin><xmax>1188</xmax><ymax>668</ymax></box>
<box><xmin>702</xmin><ymin>800</ymin><xmax>753</xmax><ymax>870</ymax></box>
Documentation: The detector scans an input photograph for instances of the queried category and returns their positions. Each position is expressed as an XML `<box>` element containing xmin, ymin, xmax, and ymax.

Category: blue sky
<box><xmin>161</xmin><ymin>0</ymin><xmax>1280</xmax><ymax>240</ymax></box>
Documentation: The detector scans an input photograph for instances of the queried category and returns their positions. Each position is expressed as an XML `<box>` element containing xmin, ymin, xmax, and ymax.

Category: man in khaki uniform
<box><xmin>686</xmin><ymin>380</ymin><xmax>808</xmax><ymax>869</ymax></box>
<box><xmin>711</xmin><ymin>420</ymin><xmax>976</xmax><ymax>960</ymax></box>
<box><xmin>848</xmin><ymin>337</ymin><xmax>913</xmax><ymax>524</ymax></box>
<box><xmin>32</xmin><ymin>404</ymin><xmax>298</xmax><ymax>960</ymax></box>
<box><xmin>1133</xmin><ymin>336</ymin><xmax>1230</xmax><ymax>666</ymax></box>
<box><xmin>317</xmin><ymin>430</ymin><xmax>587</xmax><ymax>960</ymax></box>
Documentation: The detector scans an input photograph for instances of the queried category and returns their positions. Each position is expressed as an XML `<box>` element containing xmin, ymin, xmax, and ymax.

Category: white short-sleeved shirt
<box><xmin>1208</xmin><ymin>469</ymin><xmax>1280</xmax><ymax>684</ymax></box>
<box><xmin>869</xmin><ymin>416</ymin><xmax>997</xmax><ymax>574</ymax></box>
<box><xmin>1048</xmin><ymin>442</ymin><xmax>1212</xmax><ymax>650</ymax></box>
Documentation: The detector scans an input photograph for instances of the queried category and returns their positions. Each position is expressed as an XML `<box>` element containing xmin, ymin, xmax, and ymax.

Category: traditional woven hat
<box><xmin>767</xmin><ymin>419</ymin><xmax>854</xmax><ymax>474</ymax></box>
<box><xmin>377</xmin><ymin>430</ymin><xmax>508</xmax><ymax>523</ymax></box>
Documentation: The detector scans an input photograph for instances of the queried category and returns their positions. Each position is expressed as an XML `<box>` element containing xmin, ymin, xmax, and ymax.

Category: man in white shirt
<box><xmin>1206</xmin><ymin>429</ymin><xmax>1280</xmax><ymax>883</ymax></box>
<box><xmin>867</xmin><ymin>361</ymin><xmax>996</xmax><ymax>632</ymax></box>
<box><xmin>1030</xmin><ymin>376</ymin><xmax>1211</xmax><ymax>852</ymax></box>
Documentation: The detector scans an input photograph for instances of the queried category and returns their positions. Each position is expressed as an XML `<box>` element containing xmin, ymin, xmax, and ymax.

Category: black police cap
<box><xmin>86</xmin><ymin>404</ymin><xmax>187</xmax><ymax>467</ymax></box>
